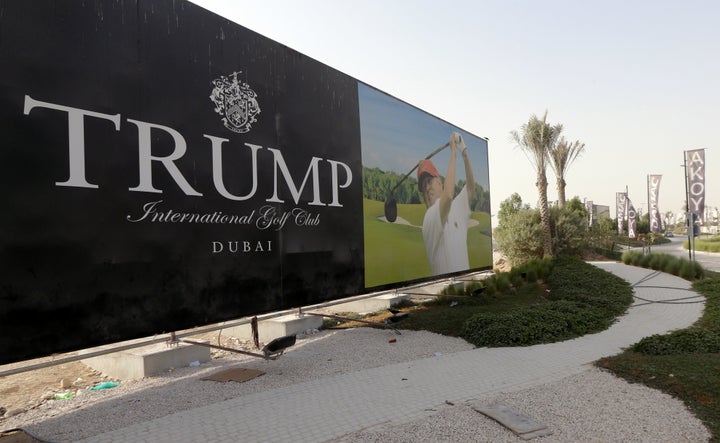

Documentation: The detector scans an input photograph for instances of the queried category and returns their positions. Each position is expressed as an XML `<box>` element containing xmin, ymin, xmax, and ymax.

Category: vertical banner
<box><xmin>627</xmin><ymin>198</ymin><xmax>637</xmax><ymax>239</ymax></box>
<box><xmin>647</xmin><ymin>175</ymin><xmax>663</xmax><ymax>233</ymax></box>
<box><xmin>616</xmin><ymin>192</ymin><xmax>626</xmax><ymax>234</ymax></box>
<box><xmin>685</xmin><ymin>149</ymin><xmax>706</xmax><ymax>224</ymax></box>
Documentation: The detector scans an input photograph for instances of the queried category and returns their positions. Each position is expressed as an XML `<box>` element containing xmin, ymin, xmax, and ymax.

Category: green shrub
<box><xmin>620</xmin><ymin>251</ymin><xmax>706</xmax><ymax>281</ymax></box>
<box><xmin>494</xmin><ymin>208</ymin><xmax>544</xmax><ymax>265</ymax></box>
<box><xmin>463</xmin><ymin>307</ymin><xmax>568</xmax><ymax>347</ymax></box>
<box><xmin>462</xmin><ymin>258</ymin><xmax>633</xmax><ymax>347</ymax></box>
<box><xmin>524</xmin><ymin>267</ymin><xmax>538</xmax><ymax>282</ymax></box>
<box><xmin>495</xmin><ymin>272</ymin><xmax>512</xmax><ymax>293</ymax></box>
<box><xmin>648</xmin><ymin>253</ymin><xmax>673</xmax><ymax>271</ymax></box>
<box><xmin>440</xmin><ymin>282</ymin><xmax>465</xmax><ymax>296</ymax></box>
<box><xmin>537</xmin><ymin>258</ymin><xmax>554</xmax><ymax>280</ymax></box>
<box><xmin>462</xmin><ymin>259</ymin><xmax>553</xmax><ymax>298</ymax></box>
<box><xmin>483</xmin><ymin>277</ymin><xmax>497</xmax><ymax>296</ymax></box>
<box><xmin>623</xmin><ymin>250</ymin><xmax>648</xmax><ymax>266</ymax></box>
<box><xmin>632</xmin><ymin>328</ymin><xmax>720</xmax><ymax>355</ymax></box>
<box><xmin>679</xmin><ymin>259</ymin><xmax>695</xmax><ymax>280</ymax></box>
<box><xmin>666</xmin><ymin>259</ymin><xmax>681</xmax><ymax>276</ymax></box>
<box><xmin>466</xmin><ymin>281</ymin><xmax>483</xmax><ymax>295</ymax></box>
<box><xmin>693</xmin><ymin>278</ymin><xmax>720</xmax><ymax>330</ymax></box>
<box><xmin>549</xmin><ymin>205</ymin><xmax>588</xmax><ymax>257</ymax></box>
<box><xmin>586</xmin><ymin>217</ymin><xmax>617</xmax><ymax>253</ymax></box>
<box><xmin>638</xmin><ymin>253</ymin><xmax>652</xmax><ymax>267</ymax></box>
<box><xmin>546</xmin><ymin>257</ymin><xmax>633</xmax><ymax>318</ymax></box>
<box><xmin>621</xmin><ymin>251</ymin><xmax>638</xmax><ymax>265</ymax></box>
<box><xmin>462</xmin><ymin>300</ymin><xmax>613</xmax><ymax>347</ymax></box>
<box><xmin>515</xmin><ymin>257</ymin><xmax>554</xmax><ymax>281</ymax></box>
<box><xmin>541</xmin><ymin>300</ymin><xmax>612</xmax><ymax>334</ymax></box>
<box><xmin>648</xmin><ymin>254</ymin><xmax>661</xmax><ymax>270</ymax></box>
<box><xmin>509</xmin><ymin>268</ymin><xmax>525</xmax><ymax>287</ymax></box>
<box><xmin>693</xmin><ymin>260</ymin><xmax>705</xmax><ymax>280</ymax></box>
<box><xmin>495</xmin><ymin>194</ymin><xmax>591</xmax><ymax>264</ymax></box>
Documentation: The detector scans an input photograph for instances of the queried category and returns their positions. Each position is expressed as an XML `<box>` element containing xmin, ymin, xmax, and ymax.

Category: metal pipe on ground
<box><xmin>303</xmin><ymin>312</ymin><xmax>402</xmax><ymax>335</ymax></box>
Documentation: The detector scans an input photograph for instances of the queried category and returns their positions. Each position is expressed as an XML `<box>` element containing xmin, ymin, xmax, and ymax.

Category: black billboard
<box><xmin>0</xmin><ymin>0</ymin><xmax>491</xmax><ymax>364</ymax></box>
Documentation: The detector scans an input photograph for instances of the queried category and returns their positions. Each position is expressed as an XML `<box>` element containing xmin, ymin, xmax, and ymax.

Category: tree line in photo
<box><xmin>362</xmin><ymin>166</ymin><xmax>491</xmax><ymax>213</ymax></box>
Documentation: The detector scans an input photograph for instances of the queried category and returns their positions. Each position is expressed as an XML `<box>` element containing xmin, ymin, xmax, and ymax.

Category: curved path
<box><xmin>79</xmin><ymin>262</ymin><xmax>705</xmax><ymax>443</ymax></box>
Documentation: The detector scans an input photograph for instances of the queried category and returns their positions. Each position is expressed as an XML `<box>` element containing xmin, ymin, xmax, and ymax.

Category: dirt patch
<box><xmin>0</xmin><ymin>331</ymin><xmax>247</xmax><ymax>425</ymax></box>
<box><xmin>0</xmin><ymin>428</ymin><xmax>46</xmax><ymax>443</ymax></box>
<box><xmin>581</xmin><ymin>250</ymin><xmax>616</xmax><ymax>261</ymax></box>
<box><xmin>0</xmin><ymin>361</ymin><xmax>107</xmax><ymax>421</ymax></box>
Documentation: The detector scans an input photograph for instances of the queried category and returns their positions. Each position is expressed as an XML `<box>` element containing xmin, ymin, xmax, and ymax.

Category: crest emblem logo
<box><xmin>210</xmin><ymin>71</ymin><xmax>261</xmax><ymax>133</ymax></box>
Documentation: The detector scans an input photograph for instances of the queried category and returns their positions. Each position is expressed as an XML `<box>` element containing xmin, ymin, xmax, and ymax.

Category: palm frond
<box><xmin>549</xmin><ymin>137</ymin><xmax>585</xmax><ymax>176</ymax></box>
<box><xmin>510</xmin><ymin>111</ymin><xmax>563</xmax><ymax>171</ymax></box>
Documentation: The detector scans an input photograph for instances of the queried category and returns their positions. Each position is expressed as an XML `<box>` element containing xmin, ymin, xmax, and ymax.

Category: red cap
<box><xmin>417</xmin><ymin>160</ymin><xmax>439</xmax><ymax>190</ymax></box>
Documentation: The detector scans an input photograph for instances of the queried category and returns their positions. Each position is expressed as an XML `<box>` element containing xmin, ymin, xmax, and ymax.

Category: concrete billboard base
<box><xmin>79</xmin><ymin>292</ymin><xmax>416</xmax><ymax>379</ymax></box>
<box><xmin>323</xmin><ymin>293</ymin><xmax>411</xmax><ymax>314</ymax></box>
<box><xmin>82</xmin><ymin>341</ymin><xmax>211</xmax><ymax>380</ymax></box>
<box><xmin>224</xmin><ymin>314</ymin><xmax>323</xmax><ymax>344</ymax></box>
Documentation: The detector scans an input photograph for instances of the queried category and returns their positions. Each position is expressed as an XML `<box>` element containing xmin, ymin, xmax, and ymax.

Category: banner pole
<box><xmin>645</xmin><ymin>174</ymin><xmax>653</xmax><ymax>250</ymax></box>
<box><xmin>646</xmin><ymin>176</ymin><xmax>652</xmax><ymax>248</ymax></box>
<box><xmin>683</xmin><ymin>151</ymin><xmax>692</xmax><ymax>261</ymax></box>
<box><xmin>625</xmin><ymin>185</ymin><xmax>629</xmax><ymax>245</ymax></box>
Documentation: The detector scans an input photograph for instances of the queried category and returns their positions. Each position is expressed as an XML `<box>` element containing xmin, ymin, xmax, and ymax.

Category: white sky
<box><xmin>192</xmin><ymin>0</ymin><xmax>719</xmax><ymax>224</ymax></box>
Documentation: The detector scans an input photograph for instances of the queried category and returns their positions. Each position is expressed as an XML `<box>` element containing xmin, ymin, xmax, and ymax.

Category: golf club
<box><xmin>384</xmin><ymin>141</ymin><xmax>450</xmax><ymax>222</ymax></box>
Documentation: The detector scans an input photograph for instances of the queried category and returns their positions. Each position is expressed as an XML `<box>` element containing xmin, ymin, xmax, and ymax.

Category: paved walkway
<box><xmin>80</xmin><ymin>262</ymin><xmax>705</xmax><ymax>443</ymax></box>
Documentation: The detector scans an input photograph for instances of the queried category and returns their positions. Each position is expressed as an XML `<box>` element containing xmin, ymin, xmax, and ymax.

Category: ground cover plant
<box><xmin>395</xmin><ymin>257</ymin><xmax>633</xmax><ymax>347</ymax></box>
<box><xmin>461</xmin><ymin>257</ymin><xmax>632</xmax><ymax>347</ymax></box>
<box><xmin>597</xmin><ymin>270</ymin><xmax>720</xmax><ymax>442</ymax></box>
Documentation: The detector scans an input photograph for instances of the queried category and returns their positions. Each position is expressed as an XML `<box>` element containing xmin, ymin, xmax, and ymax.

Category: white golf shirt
<box><xmin>421</xmin><ymin>186</ymin><xmax>470</xmax><ymax>275</ymax></box>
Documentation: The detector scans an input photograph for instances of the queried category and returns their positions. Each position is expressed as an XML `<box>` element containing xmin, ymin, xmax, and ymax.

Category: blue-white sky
<box><xmin>358</xmin><ymin>83</ymin><xmax>489</xmax><ymax>189</ymax></box>
<box><xmin>193</xmin><ymin>0</ymin><xmax>719</xmax><ymax>225</ymax></box>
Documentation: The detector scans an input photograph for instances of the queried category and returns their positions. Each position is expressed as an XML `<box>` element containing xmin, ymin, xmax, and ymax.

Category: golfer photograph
<box><xmin>358</xmin><ymin>83</ymin><xmax>492</xmax><ymax>288</ymax></box>
<box><xmin>417</xmin><ymin>132</ymin><xmax>475</xmax><ymax>275</ymax></box>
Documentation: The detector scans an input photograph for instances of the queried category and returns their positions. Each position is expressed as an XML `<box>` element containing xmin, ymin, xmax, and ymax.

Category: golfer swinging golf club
<box><xmin>417</xmin><ymin>132</ymin><xmax>475</xmax><ymax>275</ymax></box>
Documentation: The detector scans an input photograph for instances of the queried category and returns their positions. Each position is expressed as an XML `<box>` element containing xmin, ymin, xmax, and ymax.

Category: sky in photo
<box><xmin>358</xmin><ymin>83</ymin><xmax>489</xmax><ymax>190</ymax></box>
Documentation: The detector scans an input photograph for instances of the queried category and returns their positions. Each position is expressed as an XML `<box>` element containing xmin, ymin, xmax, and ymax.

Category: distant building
<box><xmin>586</xmin><ymin>202</ymin><xmax>610</xmax><ymax>226</ymax></box>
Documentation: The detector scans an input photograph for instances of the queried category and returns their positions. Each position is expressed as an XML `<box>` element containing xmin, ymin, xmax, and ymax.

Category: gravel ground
<box><xmin>1</xmin><ymin>327</ymin><xmax>711</xmax><ymax>443</ymax></box>
<box><xmin>331</xmin><ymin>367</ymin><xmax>710</xmax><ymax>443</ymax></box>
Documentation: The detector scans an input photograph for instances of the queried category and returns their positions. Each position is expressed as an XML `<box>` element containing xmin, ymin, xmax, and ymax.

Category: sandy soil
<box><xmin>0</xmin><ymin>330</ymin><xmax>243</xmax><ymax>423</ymax></box>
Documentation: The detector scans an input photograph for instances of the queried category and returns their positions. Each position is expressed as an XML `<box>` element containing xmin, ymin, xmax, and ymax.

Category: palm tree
<box><xmin>549</xmin><ymin>137</ymin><xmax>585</xmax><ymax>208</ymax></box>
<box><xmin>664</xmin><ymin>210</ymin><xmax>675</xmax><ymax>230</ymax></box>
<box><xmin>510</xmin><ymin>111</ymin><xmax>562</xmax><ymax>258</ymax></box>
